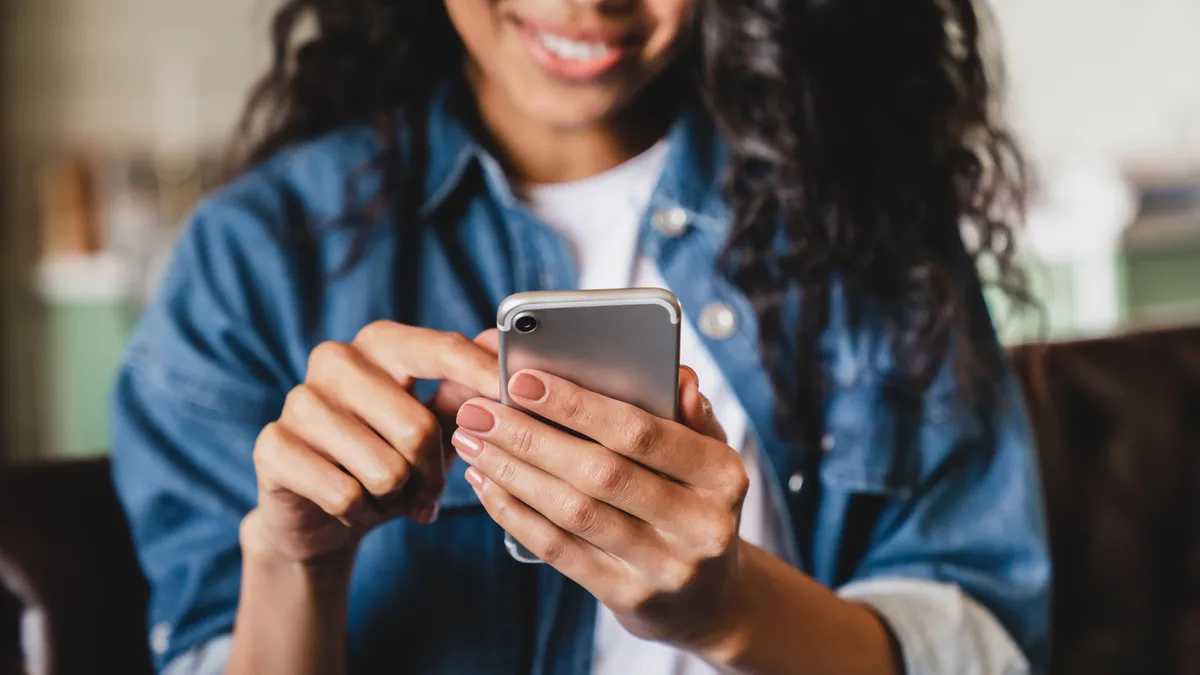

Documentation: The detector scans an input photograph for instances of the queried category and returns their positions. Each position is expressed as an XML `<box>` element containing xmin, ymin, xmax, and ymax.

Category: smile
<box><xmin>535</xmin><ymin>31</ymin><xmax>611</xmax><ymax>62</ymax></box>
<box><xmin>517</xmin><ymin>21</ymin><xmax>630</xmax><ymax>81</ymax></box>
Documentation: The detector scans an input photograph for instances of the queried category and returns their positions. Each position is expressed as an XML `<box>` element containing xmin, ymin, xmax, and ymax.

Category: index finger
<box><xmin>354</xmin><ymin>322</ymin><xmax>501</xmax><ymax>400</ymax></box>
<box><xmin>505</xmin><ymin>369</ymin><xmax>728</xmax><ymax>487</ymax></box>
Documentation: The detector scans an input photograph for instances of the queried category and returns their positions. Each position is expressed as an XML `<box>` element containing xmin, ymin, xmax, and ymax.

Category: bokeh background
<box><xmin>0</xmin><ymin>0</ymin><xmax>1198</xmax><ymax>460</ymax></box>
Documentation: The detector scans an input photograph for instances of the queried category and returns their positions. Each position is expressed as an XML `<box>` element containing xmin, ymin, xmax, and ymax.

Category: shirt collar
<box><xmin>419</xmin><ymin>80</ymin><xmax>729</xmax><ymax>230</ymax></box>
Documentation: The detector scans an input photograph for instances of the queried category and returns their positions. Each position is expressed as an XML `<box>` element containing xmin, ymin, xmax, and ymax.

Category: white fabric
<box><xmin>165</xmin><ymin>143</ymin><xmax>1029</xmax><ymax>675</ymax></box>
<box><xmin>840</xmin><ymin>578</ymin><xmax>1030</xmax><ymax>675</ymax></box>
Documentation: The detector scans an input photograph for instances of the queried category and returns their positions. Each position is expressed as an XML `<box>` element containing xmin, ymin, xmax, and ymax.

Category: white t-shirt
<box><xmin>525</xmin><ymin>140</ymin><xmax>789</xmax><ymax>675</ymax></box>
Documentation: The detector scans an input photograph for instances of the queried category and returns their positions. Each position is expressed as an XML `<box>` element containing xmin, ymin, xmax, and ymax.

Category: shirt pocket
<box><xmin>819</xmin><ymin>383</ymin><xmax>916</xmax><ymax>500</ymax></box>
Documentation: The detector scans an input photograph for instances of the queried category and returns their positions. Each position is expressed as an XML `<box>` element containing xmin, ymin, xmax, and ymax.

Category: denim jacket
<box><xmin>110</xmin><ymin>86</ymin><xmax>1051</xmax><ymax>674</ymax></box>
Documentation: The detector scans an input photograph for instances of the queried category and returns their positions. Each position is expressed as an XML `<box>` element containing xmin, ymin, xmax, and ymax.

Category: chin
<box><xmin>516</xmin><ymin>92</ymin><xmax>626</xmax><ymax>132</ymax></box>
<box><xmin>516</xmin><ymin>78</ymin><xmax>643</xmax><ymax>131</ymax></box>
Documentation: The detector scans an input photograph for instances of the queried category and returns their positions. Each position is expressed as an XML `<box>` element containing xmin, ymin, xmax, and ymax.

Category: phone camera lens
<box><xmin>514</xmin><ymin>314</ymin><xmax>539</xmax><ymax>333</ymax></box>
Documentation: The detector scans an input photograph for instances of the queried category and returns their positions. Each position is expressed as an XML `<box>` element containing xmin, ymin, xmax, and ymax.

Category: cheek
<box><xmin>445</xmin><ymin>0</ymin><xmax>502</xmax><ymax>64</ymax></box>
<box><xmin>642</xmin><ymin>0</ymin><xmax>691</xmax><ymax>61</ymax></box>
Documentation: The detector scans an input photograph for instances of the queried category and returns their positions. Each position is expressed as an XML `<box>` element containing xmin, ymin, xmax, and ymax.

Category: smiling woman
<box><xmin>110</xmin><ymin>1</ymin><xmax>1050</xmax><ymax>675</ymax></box>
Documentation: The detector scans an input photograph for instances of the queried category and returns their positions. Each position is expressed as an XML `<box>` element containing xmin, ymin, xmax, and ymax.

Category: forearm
<box><xmin>696</xmin><ymin>541</ymin><xmax>902</xmax><ymax>675</ymax></box>
<box><xmin>225</xmin><ymin>514</ymin><xmax>355</xmax><ymax>675</ymax></box>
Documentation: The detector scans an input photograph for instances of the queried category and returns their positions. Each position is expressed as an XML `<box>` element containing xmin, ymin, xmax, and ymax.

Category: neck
<box><xmin>466</xmin><ymin>66</ymin><xmax>677</xmax><ymax>185</ymax></box>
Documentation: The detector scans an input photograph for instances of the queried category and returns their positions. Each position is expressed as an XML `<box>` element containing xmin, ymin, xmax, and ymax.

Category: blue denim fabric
<box><xmin>110</xmin><ymin>85</ymin><xmax>1051</xmax><ymax>674</ymax></box>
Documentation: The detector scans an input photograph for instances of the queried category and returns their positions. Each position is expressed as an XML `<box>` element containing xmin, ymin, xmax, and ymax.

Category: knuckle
<box><xmin>399</xmin><ymin>407</ymin><xmax>440</xmax><ymax>448</ymax></box>
<box><xmin>367</xmin><ymin>461</ymin><xmax>410</xmax><ymax>496</ymax></box>
<box><xmin>252</xmin><ymin>423</ymin><xmax>284</xmax><ymax>473</ymax></box>
<box><xmin>623</xmin><ymin>417</ymin><xmax>660</xmax><ymax>455</ymax></box>
<box><xmin>622</xmin><ymin>583</ymin><xmax>664</xmax><ymax>615</ymax></box>
<box><xmin>493</xmin><ymin>457</ymin><xmax>519</xmax><ymax>486</ymax></box>
<box><xmin>307</xmin><ymin>340</ymin><xmax>353</xmax><ymax>375</ymax></box>
<box><xmin>532</xmin><ymin>529</ymin><xmax>570</xmax><ymax>565</ymax></box>
<box><xmin>585</xmin><ymin>456</ymin><xmax>630</xmax><ymax>498</ymax></box>
<box><xmin>719</xmin><ymin>462</ymin><xmax>751</xmax><ymax>506</ymax></box>
<box><xmin>353</xmin><ymin>320</ymin><xmax>391</xmax><ymax>347</ymax></box>
<box><xmin>660</xmin><ymin>557</ymin><xmax>702</xmax><ymax>594</ymax></box>
<box><xmin>438</xmin><ymin>330</ymin><xmax>473</xmax><ymax>355</ymax></box>
<box><xmin>509</xmin><ymin>424</ymin><xmax>537</xmax><ymax>459</ymax></box>
<box><xmin>327</xmin><ymin>482</ymin><xmax>363</xmax><ymax>517</ymax></box>
<box><xmin>696</xmin><ymin>513</ymin><xmax>738</xmax><ymax>559</ymax></box>
<box><xmin>559</xmin><ymin>494</ymin><xmax>600</xmax><ymax>535</ymax></box>
<box><xmin>255</xmin><ymin>422</ymin><xmax>283</xmax><ymax>453</ymax></box>
<box><xmin>448</xmin><ymin>330</ymin><xmax>475</xmax><ymax>349</ymax></box>
<box><xmin>284</xmin><ymin>384</ymin><xmax>321</xmax><ymax>418</ymax></box>
<box><xmin>557</xmin><ymin>388</ymin><xmax>588</xmax><ymax>424</ymax></box>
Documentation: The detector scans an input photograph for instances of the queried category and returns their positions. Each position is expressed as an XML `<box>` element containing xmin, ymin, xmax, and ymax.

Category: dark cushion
<box><xmin>0</xmin><ymin>459</ymin><xmax>151</xmax><ymax>675</ymax></box>
<box><xmin>1012</xmin><ymin>326</ymin><xmax>1200</xmax><ymax>675</ymax></box>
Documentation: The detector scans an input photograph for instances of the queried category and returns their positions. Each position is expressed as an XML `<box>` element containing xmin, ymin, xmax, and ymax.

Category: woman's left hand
<box><xmin>451</xmin><ymin>366</ymin><xmax>749</xmax><ymax>651</ymax></box>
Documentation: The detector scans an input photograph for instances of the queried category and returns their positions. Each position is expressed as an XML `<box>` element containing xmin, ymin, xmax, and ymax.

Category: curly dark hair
<box><xmin>234</xmin><ymin>0</ymin><xmax>1030</xmax><ymax>455</ymax></box>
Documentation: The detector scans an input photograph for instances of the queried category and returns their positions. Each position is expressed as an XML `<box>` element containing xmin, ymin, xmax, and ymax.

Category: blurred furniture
<box><xmin>0</xmin><ymin>460</ymin><xmax>149</xmax><ymax>675</ymax></box>
<box><xmin>0</xmin><ymin>326</ymin><xmax>1199</xmax><ymax>674</ymax></box>
<box><xmin>1010</xmin><ymin>325</ymin><xmax>1200</xmax><ymax>674</ymax></box>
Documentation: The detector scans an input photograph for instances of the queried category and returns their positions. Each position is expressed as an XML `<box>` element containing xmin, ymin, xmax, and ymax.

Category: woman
<box><xmin>111</xmin><ymin>0</ymin><xmax>1050</xmax><ymax>673</ymax></box>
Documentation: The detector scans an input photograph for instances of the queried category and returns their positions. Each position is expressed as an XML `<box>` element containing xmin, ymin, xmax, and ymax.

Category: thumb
<box><xmin>678</xmin><ymin>366</ymin><xmax>727</xmax><ymax>443</ymax></box>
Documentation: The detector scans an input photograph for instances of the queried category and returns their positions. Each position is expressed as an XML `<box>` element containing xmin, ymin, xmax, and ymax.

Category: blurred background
<box><xmin>0</xmin><ymin>0</ymin><xmax>1198</xmax><ymax>461</ymax></box>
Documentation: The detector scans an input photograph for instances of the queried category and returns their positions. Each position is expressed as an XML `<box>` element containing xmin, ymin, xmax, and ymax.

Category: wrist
<box><xmin>239</xmin><ymin>510</ymin><xmax>358</xmax><ymax>591</ymax></box>
<box><xmin>685</xmin><ymin>539</ymin><xmax>757</xmax><ymax>667</ymax></box>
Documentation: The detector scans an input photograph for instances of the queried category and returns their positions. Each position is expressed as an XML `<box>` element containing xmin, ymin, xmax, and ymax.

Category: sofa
<box><xmin>1</xmin><ymin>325</ymin><xmax>1198</xmax><ymax>674</ymax></box>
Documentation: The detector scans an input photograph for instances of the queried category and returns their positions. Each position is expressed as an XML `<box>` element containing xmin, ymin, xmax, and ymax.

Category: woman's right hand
<box><xmin>242</xmin><ymin>323</ymin><xmax>500</xmax><ymax>565</ymax></box>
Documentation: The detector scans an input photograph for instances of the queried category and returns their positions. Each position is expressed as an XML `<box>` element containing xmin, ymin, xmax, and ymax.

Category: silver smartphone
<box><xmin>497</xmin><ymin>288</ymin><xmax>682</xmax><ymax>563</ymax></box>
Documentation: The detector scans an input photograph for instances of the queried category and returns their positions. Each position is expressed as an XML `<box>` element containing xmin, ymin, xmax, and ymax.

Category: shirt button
<box><xmin>788</xmin><ymin>472</ymin><xmax>805</xmax><ymax>494</ymax></box>
<box><xmin>821</xmin><ymin>433</ymin><xmax>836</xmax><ymax>453</ymax></box>
<box><xmin>149</xmin><ymin>622</ymin><xmax>172</xmax><ymax>655</ymax></box>
<box><xmin>651</xmin><ymin>206</ymin><xmax>690</xmax><ymax>237</ymax></box>
<box><xmin>698</xmin><ymin>302</ymin><xmax>738</xmax><ymax>340</ymax></box>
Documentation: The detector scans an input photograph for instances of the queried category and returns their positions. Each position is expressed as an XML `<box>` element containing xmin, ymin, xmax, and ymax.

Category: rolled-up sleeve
<box><xmin>840</xmin><ymin>578</ymin><xmax>1029</xmax><ymax>675</ymax></box>
<box><xmin>839</xmin><ymin>366</ymin><xmax>1052</xmax><ymax>673</ymax></box>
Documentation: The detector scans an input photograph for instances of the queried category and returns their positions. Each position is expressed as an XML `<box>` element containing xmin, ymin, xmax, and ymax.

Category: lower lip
<box><xmin>517</xmin><ymin>25</ymin><xmax>626</xmax><ymax>81</ymax></box>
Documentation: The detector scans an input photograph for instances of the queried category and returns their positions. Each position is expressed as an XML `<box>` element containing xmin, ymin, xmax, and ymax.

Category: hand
<box><xmin>450</xmin><ymin>367</ymin><xmax>750</xmax><ymax>651</ymax></box>
<box><xmin>244</xmin><ymin>323</ymin><xmax>500</xmax><ymax>565</ymax></box>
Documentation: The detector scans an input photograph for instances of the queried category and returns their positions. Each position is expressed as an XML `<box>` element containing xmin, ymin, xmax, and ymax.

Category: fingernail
<box><xmin>457</xmin><ymin>403</ymin><xmax>495</xmax><ymax>433</ymax></box>
<box><xmin>413</xmin><ymin>502</ymin><xmax>440</xmax><ymax>525</ymax></box>
<box><xmin>509</xmin><ymin>372</ymin><xmax>546</xmax><ymax>401</ymax></box>
<box><xmin>452</xmin><ymin>429</ymin><xmax>484</xmax><ymax>457</ymax></box>
<box><xmin>681</xmin><ymin>365</ymin><xmax>698</xmax><ymax>386</ymax></box>
<box><xmin>465</xmin><ymin>467</ymin><xmax>486</xmax><ymax>490</ymax></box>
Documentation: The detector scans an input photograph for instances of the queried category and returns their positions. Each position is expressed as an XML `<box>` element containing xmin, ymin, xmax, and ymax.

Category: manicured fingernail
<box><xmin>452</xmin><ymin>429</ymin><xmax>484</xmax><ymax>457</ymax></box>
<box><xmin>412</xmin><ymin>502</ymin><xmax>440</xmax><ymax>525</ymax></box>
<box><xmin>509</xmin><ymin>372</ymin><xmax>546</xmax><ymax>401</ymax></box>
<box><xmin>465</xmin><ymin>467</ymin><xmax>486</xmax><ymax>490</ymax></box>
<box><xmin>457</xmin><ymin>403</ymin><xmax>495</xmax><ymax>433</ymax></box>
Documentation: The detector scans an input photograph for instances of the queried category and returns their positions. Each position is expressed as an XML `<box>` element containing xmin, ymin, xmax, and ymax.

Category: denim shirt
<box><xmin>110</xmin><ymin>86</ymin><xmax>1051</xmax><ymax>674</ymax></box>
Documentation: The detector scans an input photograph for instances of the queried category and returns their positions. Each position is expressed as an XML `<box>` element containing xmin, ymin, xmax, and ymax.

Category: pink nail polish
<box><xmin>465</xmin><ymin>466</ymin><xmax>486</xmax><ymax>490</ymax></box>
<box><xmin>457</xmin><ymin>403</ymin><xmax>495</xmax><ymax>433</ymax></box>
<box><xmin>453</xmin><ymin>430</ymin><xmax>484</xmax><ymax>457</ymax></box>
<box><xmin>509</xmin><ymin>372</ymin><xmax>547</xmax><ymax>401</ymax></box>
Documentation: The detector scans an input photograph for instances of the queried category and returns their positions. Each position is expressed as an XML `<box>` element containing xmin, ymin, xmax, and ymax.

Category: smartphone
<box><xmin>497</xmin><ymin>288</ymin><xmax>682</xmax><ymax>563</ymax></box>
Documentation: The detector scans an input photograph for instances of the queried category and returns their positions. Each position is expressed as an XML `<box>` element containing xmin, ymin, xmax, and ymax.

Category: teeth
<box><xmin>536</xmin><ymin>31</ymin><xmax>610</xmax><ymax>61</ymax></box>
